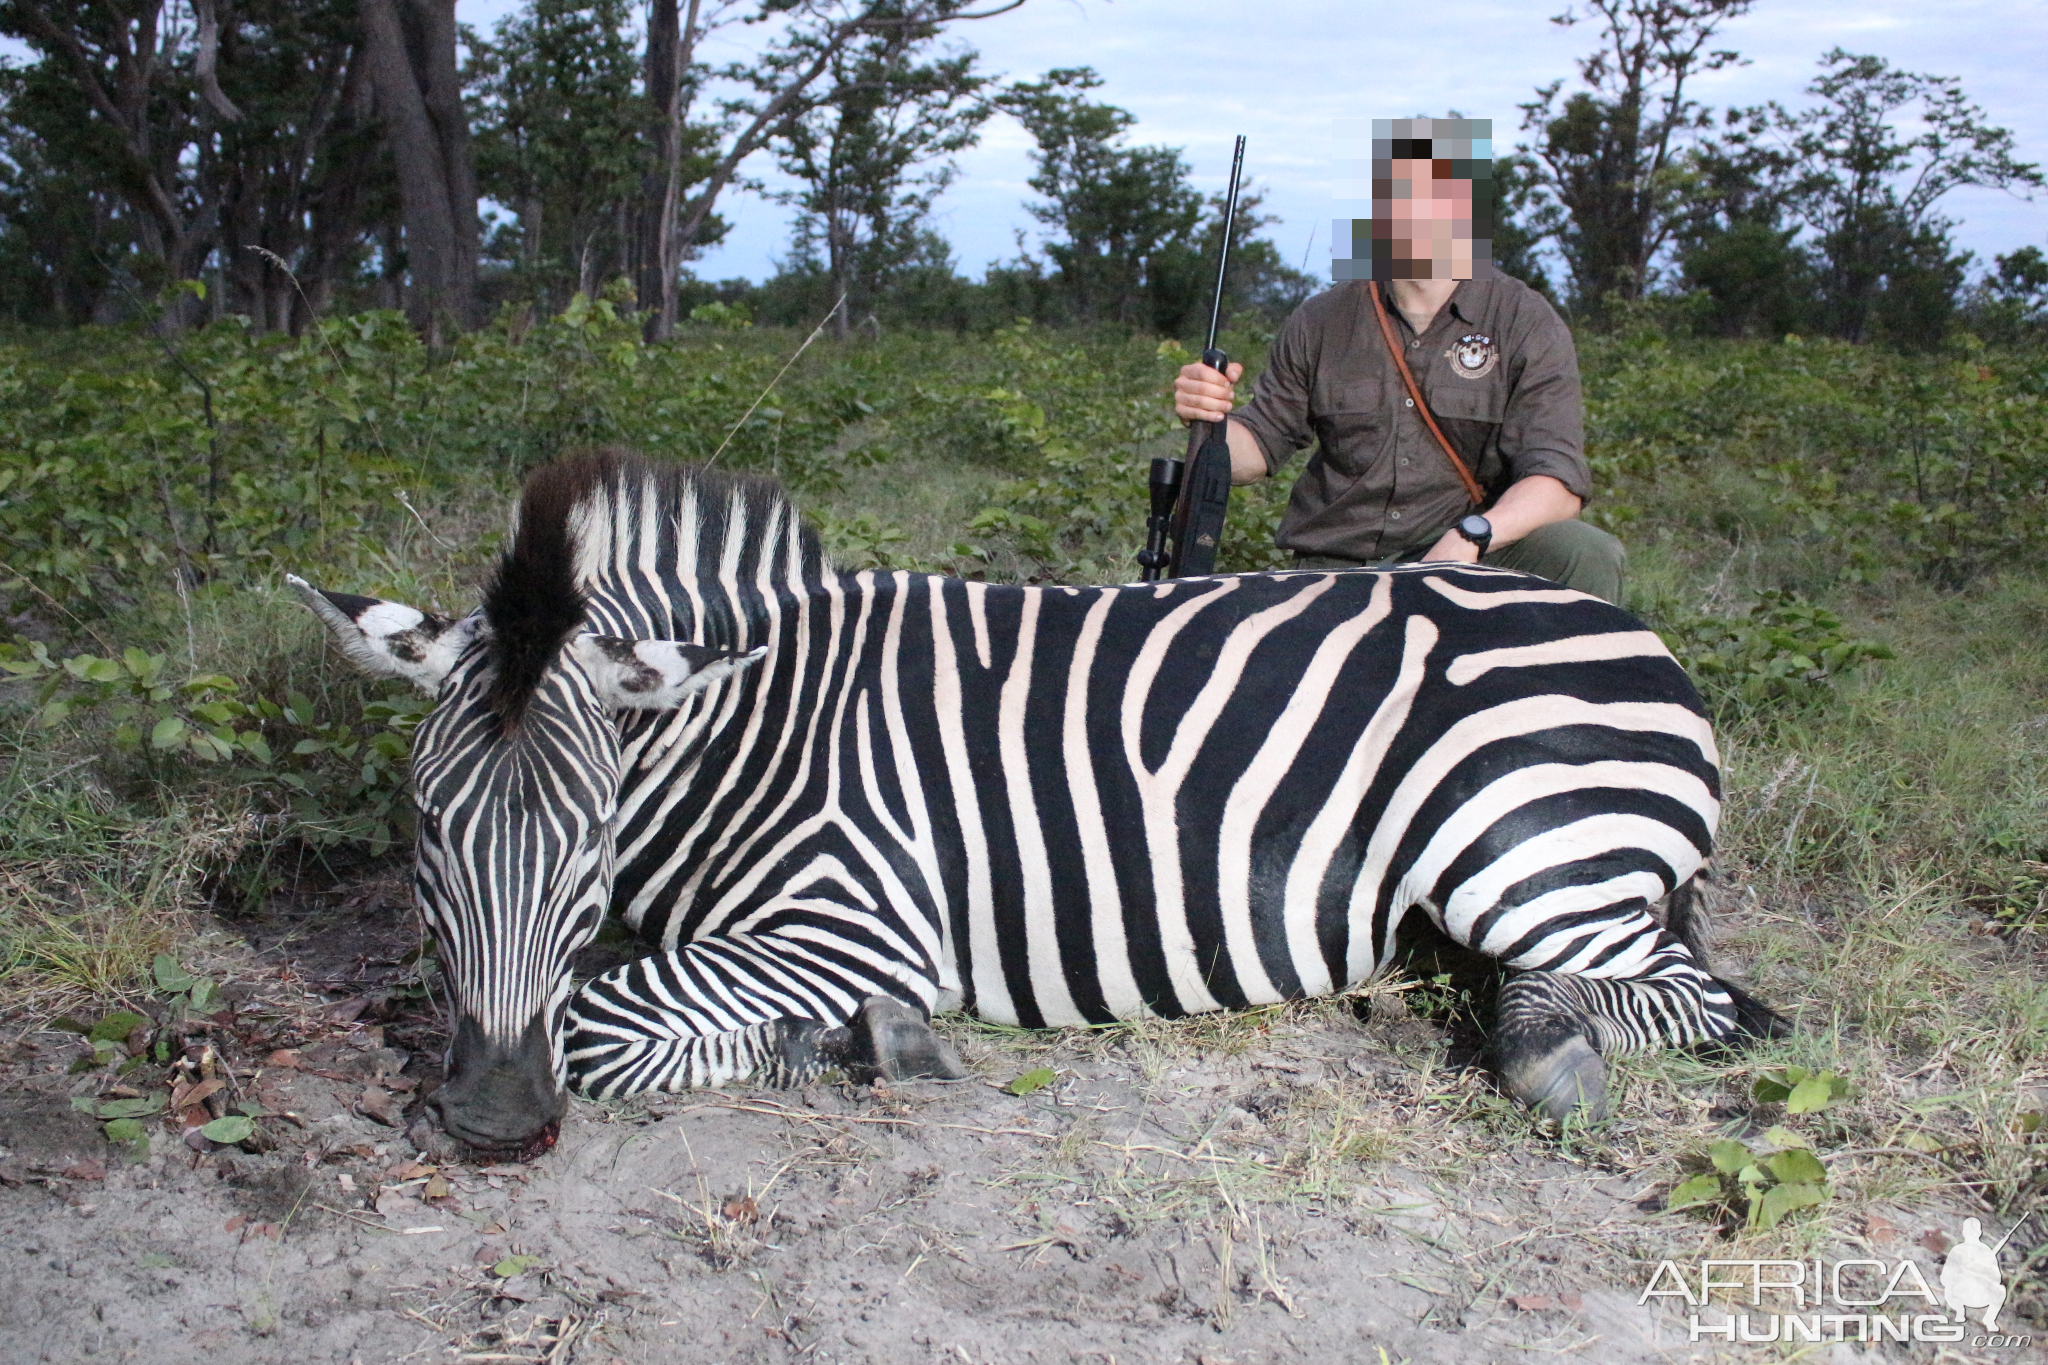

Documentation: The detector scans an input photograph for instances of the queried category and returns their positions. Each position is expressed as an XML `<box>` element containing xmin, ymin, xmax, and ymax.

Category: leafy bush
<box><xmin>1583</xmin><ymin>333</ymin><xmax>2048</xmax><ymax>590</ymax></box>
<box><xmin>1</xmin><ymin>640</ymin><xmax>426</xmax><ymax>856</ymax></box>
<box><xmin>1667</xmin><ymin>1134</ymin><xmax>1833</xmax><ymax>1230</ymax></box>
<box><xmin>1666</xmin><ymin>1066</ymin><xmax>1848</xmax><ymax>1229</ymax></box>
<box><xmin>1654</xmin><ymin>591</ymin><xmax>1894</xmax><ymax>719</ymax></box>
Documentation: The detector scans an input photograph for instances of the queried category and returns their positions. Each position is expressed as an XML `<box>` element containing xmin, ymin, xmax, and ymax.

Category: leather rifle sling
<box><xmin>1368</xmin><ymin>284</ymin><xmax>1486</xmax><ymax>508</ymax></box>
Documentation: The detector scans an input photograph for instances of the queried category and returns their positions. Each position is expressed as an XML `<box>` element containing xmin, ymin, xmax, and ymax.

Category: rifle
<box><xmin>1139</xmin><ymin>135</ymin><xmax>1246</xmax><ymax>581</ymax></box>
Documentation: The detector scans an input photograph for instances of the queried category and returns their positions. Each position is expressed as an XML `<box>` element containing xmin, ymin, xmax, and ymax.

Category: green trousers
<box><xmin>1292</xmin><ymin>519</ymin><xmax>1626</xmax><ymax>605</ymax></box>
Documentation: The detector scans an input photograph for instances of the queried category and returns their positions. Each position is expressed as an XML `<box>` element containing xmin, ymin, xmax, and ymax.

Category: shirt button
<box><xmin>1399</xmin><ymin>457</ymin><xmax>1411</xmax><ymax>465</ymax></box>
<box><xmin>1410</xmin><ymin>339</ymin><xmax>1420</xmax><ymax>348</ymax></box>
<box><xmin>1404</xmin><ymin>398</ymin><xmax>1415</xmax><ymax>408</ymax></box>
<box><xmin>1389</xmin><ymin>510</ymin><xmax>1402</xmax><ymax>520</ymax></box>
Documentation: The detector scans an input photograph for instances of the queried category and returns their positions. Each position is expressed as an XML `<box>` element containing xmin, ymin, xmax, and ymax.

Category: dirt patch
<box><xmin>0</xmin><ymin>894</ymin><xmax>2023</xmax><ymax>1364</ymax></box>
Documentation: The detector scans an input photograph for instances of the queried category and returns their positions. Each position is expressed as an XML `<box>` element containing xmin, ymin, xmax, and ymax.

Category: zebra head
<box><xmin>285</xmin><ymin>494</ymin><xmax>764</xmax><ymax>1150</ymax></box>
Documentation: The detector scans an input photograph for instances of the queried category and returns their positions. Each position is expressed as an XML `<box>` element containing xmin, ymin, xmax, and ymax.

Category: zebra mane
<box><xmin>481</xmin><ymin>459</ymin><xmax>592</xmax><ymax>728</ymax></box>
<box><xmin>482</xmin><ymin>449</ymin><xmax>823</xmax><ymax>723</ymax></box>
<box><xmin>556</xmin><ymin>447</ymin><xmax>826</xmax><ymax>601</ymax></box>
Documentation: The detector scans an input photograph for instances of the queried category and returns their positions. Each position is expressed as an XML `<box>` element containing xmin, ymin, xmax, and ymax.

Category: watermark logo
<box><xmin>1639</xmin><ymin>1214</ymin><xmax>2032</xmax><ymax>1349</ymax></box>
<box><xmin>1944</xmin><ymin>1217</ymin><xmax>2007</xmax><ymax>1330</ymax></box>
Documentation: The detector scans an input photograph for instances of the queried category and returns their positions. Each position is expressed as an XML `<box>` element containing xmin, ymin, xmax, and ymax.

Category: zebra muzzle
<box><xmin>432</xmin><ymin>1012</ymin><xmax>567</xmax><ymax>1150</ymax></box>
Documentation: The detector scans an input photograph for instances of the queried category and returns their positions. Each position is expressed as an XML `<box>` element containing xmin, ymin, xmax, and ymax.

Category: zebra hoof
<box><xmin>1496</xmin><ymin>1029</ymin><xmax>1609</xmax><ymax>1124</ymax></box>
<box><xmin>825</xmin><ymin>996</ymin><xmax>967</xmax><ymax>1083</ymax></box>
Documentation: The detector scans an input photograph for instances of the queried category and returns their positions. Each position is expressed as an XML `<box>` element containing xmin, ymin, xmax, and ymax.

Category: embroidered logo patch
<box><xmin>1447</xmin><ymin>332</ymin><xmax>1498</xmax><ymax>379</ymax></box>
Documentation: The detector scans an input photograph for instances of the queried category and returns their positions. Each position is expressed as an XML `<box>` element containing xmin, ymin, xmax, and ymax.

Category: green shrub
<box><xmin>1653</xmin><ymin>591</ymin><xmax>1894</xmax><ymax>720</ymax></box>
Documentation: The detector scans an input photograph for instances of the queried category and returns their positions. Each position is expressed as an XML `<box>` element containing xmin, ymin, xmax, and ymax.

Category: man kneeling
<box><xmin>1173</xmin><ymin>116</ymin><xmax>1623</xmax><ymax>603</ymax></box>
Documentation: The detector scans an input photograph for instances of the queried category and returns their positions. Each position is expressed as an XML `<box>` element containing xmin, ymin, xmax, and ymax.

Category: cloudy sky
<box><xmin>465</xmin><ymin>0</ymin><xmax>2047</xmax><ymax>287</ymax></box>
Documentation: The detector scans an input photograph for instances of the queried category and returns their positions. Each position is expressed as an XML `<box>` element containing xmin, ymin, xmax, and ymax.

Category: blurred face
<box><xmin>1380</xmin><ymin>157</ymin><xmax>1477</xmax><ymax>280</ymax></box>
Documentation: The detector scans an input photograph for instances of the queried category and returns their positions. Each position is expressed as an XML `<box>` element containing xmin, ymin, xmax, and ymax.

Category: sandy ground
<box><xmin>0</xmin><ymin>889</ymin><xmax>2025</xmax><ymax>1365</ymax></box>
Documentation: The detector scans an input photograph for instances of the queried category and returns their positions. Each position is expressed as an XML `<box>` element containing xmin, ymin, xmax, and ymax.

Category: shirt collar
<box><xmin>1448</xmin><ymin>278</ymin><xmax>1482</xmax><ymax>325</ymax></box>
<box><xmin>1372</xmin><ymin>276</ymin><xmax>1485</xmax><ymax>332</ymax></box>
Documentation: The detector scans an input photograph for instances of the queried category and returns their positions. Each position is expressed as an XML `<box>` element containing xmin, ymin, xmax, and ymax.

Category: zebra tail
<box><xmin>1664</xmin><ymin>873</ymin><xmax>1793</xmax><ymax>1043</ymax></box>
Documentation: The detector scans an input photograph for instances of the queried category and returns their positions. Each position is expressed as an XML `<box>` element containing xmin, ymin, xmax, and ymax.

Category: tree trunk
<box><xmin>359</xmin><ymin>0</ymin><xmax>478</xmax><ymax>338</ymax></box>
<box><xmin>635</xmin><ymin>0</ymin><xmax>705</xmax><ymax>341</ymax></box>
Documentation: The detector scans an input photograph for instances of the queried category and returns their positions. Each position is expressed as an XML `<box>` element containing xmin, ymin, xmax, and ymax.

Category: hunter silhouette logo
<box><xmin>1944</xmin><ymin>1215</ymin><xmax>2023</xmax><ymax>1331</ymax></box>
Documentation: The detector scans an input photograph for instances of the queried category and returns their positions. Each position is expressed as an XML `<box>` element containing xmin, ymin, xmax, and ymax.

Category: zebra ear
<box><xmin>569</xmin><ymin>635</ymin><xmax>767</xmax><ymax>710</ymax></box>
<box><xmin>287</xmin><ymin>574</ymin><xmax>476</xmax><ymax>693</ymax></box>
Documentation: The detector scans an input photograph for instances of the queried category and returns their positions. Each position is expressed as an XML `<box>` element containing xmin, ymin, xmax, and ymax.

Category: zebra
<box><xmin>289</xmin><ymin>449</ymin><xmax>1785</xmax><ymax>1150</ymax></box>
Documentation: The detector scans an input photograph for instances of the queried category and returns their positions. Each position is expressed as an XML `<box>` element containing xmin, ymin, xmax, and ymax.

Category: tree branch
<box><xmin>192</xmin><ymin>0</ymin><xmax>243</xmax><ymax>121</ymax></box>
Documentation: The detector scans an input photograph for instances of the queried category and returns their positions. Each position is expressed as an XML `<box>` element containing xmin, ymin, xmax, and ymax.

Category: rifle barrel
<box><xmin>1203</xmin><ymin>135</ymin><xmax>1248</xmax><ymax>358</ymax></box>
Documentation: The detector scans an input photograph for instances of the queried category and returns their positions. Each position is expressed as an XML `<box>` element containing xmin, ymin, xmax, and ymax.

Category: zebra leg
<box><xmin>564</xmin><ymin>934</ymin><xmax>958</xmax><ymax>1098</ymax></box>
<box><xmin>1485</xmin><ymin>891</ymin><xmax>1759</xmax><ymax>1122</ymax></box>
<box><xmin>1662</xmin><ymin>875</ymin><xmax>1793</xmax><ymax>1041</ymax></box>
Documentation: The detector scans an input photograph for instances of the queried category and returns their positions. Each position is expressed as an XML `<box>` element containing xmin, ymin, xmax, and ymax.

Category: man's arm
<box><xmin>1171</xmin><ymin>360</ymin><xmax>1270</xmax><ymax>485</ymax></box>
<box><xmin>1418</xmin><ymin>474</ymin><xmax>1581</xmax><ymax>562</ymax></box>
<box><xmin>1422</xmin><ymin>287</ymin><xmax>1591</xmax><ymax>563</ymax></box>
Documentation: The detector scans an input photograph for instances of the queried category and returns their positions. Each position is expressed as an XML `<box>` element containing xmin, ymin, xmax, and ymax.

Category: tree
<box><xmin>631</xmin><ymin>0</ymin><xmax>705</xmax><ymax>335</ymax></box>
<box><xmin>998</xmin><ymin>68</ymin><xmax>1203</xmax><ymax>328</ymax></box>
<box><xmin>359</xmin><ymin>0</ymin><xmax>480</xmax><ymax>337</ymax></box>
<box><xmin>1670</xmin><ymin>105</ymin><xmax>1809</xmax><ymax>336</ymax></box>
<box><xmin>769</xmin><ymin>17</ymin><xmax>990</xmax><ymax>337</ymax></box>
<box><xmin>636</xmin><ymin>0</ymin><xmax>1028</xmax><ymax>340</ymax></box>
<box><xmin>1487</xmin><ymin>150</ymin><xmax>1555</xmax><ymax>297</ymax></box>
<box><xmin>1779</xmin><ymin>50</ymin><xmax>2041</xmax><ymax>348</ymax></box>
<box><xmin>1519</xmin><ymin>0</ymin><xmax>1752</xmax><ymax>316</ymax></box>
<box><xmin>1142</xmin><ymin>185</ymin><xmax>1312</xmax><ymax>339</ymax></box>
<box><xmin>0</xmin><ymin>0</ymin><xmax>223</xmax><ymax>307</ymax></box>
<box><xmin>0</xmin><ymin>0</ymin><xmax>387</xmax><ymax>332</ymax></box>
<box><xmin>466</xmin><ymin>0</ymin><xmax>651</xmax><ymax>313</ymax></box>
<box><xmin>1962</xmin><ymin>244</ymin><xmax>2048</xmax><ymax>343</ymax></box>
<box><xmin>210</xmin><ymin>0</ymin><xmax>382</xmax><ymax>332</ymax></box>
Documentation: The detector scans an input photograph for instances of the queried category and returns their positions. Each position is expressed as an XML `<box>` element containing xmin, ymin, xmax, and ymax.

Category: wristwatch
<box><xmin>1455</xmin><ymin>513</ymin><xmax>1493</xmax><ymax>557</ymax></box>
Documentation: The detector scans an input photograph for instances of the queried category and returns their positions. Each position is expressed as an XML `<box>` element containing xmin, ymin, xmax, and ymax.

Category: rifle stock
<box><xmin>1170</xmin><ymin>397</ymin><xmax>1234</xmax><ymax>576</ymax></box>
<box><xmin>1146</xmin><ymin>136</ymin><xmax>1245</xmax><ymax>581</ymax></box>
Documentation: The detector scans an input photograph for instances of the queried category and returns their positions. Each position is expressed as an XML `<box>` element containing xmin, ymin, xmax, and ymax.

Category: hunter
<box><xmin>1172</xmin><ymin>116</ymin><xmax>1623</xmax><ymax>603</ymax></box>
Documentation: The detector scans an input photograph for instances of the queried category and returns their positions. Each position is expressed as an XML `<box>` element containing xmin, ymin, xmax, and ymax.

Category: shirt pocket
<box><xmin>1312</xmin><ymin>378</ymin><xmax>1393</xmax><ymax>476</ymax></box>
<box><xmin>1427</xmin><ymin>377</ymin><xmax>1506</xmax><ymax>426</ymax></box>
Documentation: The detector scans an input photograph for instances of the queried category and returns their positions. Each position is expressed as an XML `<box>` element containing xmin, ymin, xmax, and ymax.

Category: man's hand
<box><xmin>1419</xmin><ymin>529</ymin><xmax>1481</xmax><ymax>563</ymax></box>
<box><xmin>1174</xmin><ymin>360</ymin><xmax>1244</xmax><ymax>424</ymax></box>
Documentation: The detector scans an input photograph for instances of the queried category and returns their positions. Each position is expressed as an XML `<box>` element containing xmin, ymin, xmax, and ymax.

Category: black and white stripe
<box><xmin>413</xmin><ymin>455</ymin><xmax>1745</xmax><ymax>1099</ymax></box>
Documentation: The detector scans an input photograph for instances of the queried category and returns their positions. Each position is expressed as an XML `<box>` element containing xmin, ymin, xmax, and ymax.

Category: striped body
<box><xmin>545</xmin><ymin>463</ymin><xmax>1731</xmax><ymax>1096</ymax></box>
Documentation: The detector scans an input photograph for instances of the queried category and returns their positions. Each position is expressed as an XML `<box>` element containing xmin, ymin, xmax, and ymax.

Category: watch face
<box><xmin>1460</xmin><ymin>514</ymin><xmax>1492</xmax><ymax>539</ymax></box>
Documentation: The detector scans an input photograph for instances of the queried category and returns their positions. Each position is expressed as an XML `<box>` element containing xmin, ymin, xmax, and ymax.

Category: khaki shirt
<box><xmin>1231</xmin><ymin>275</ymin><xmax>1590</xmax><ymax>562</ymax></box>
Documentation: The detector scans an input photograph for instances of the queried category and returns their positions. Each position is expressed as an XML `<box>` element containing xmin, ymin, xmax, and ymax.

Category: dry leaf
<box><xmin>171</xmin><ymin>1077</ymin><xmax>226</xmax><ymax>1112</ymax></box>
<box><xmin>1866</xmin><ymin>1213</ymin><xmax>1899</xmax><ymax>1245</ymax></box>
<box><xmin>375</xmin><ymin>1189</ymin><xmax>424</xmax><ymax>1221</ymax></box>
<box><xmin>423</xmin><ymin>1175</ymin><xmax>452</xmax><ymax>1201</ymax></box>
<box><xmin>223</xmin><ymin>1214</ymin><xmax>246</xmax><ymax>1234</ymax></box>
<box><xmin>357</xmin><ymin>1086</ymin><xmax>402</xmax><ymax>1128</ymax></box>
<box><xmin>722</xmin><ymin>1195</ymin><xmax>758</xmax><ymax>1223</ymax></box>
<box><xmin>1510</xmin><ymin>1294</ymin><xmax>1554</xmax><ymax>1312</ymax></box>
<box><xmin>321</xmin><ymin>997</ymin><xmax>369</xmax><ymax>1024</ymax></box>
<box><xmin>1918</xmin><ymin>1228</ymin><xmax>1953</xmax><ymax>1256</ymax></box>
<box><xmin>263</xmin><ymin>1049</ymin><xmax>300</xmax><ymax>1069</ymax></box>
<box><xmin>60</xmin><ymin>1159</ymin><xmax>106</xmax><ymax>1182</ymax></box>
<box><xmin>1558</xmin><ymin>1291</ymin><xmax>1583</xmax><ymax>1311</ymax></box>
